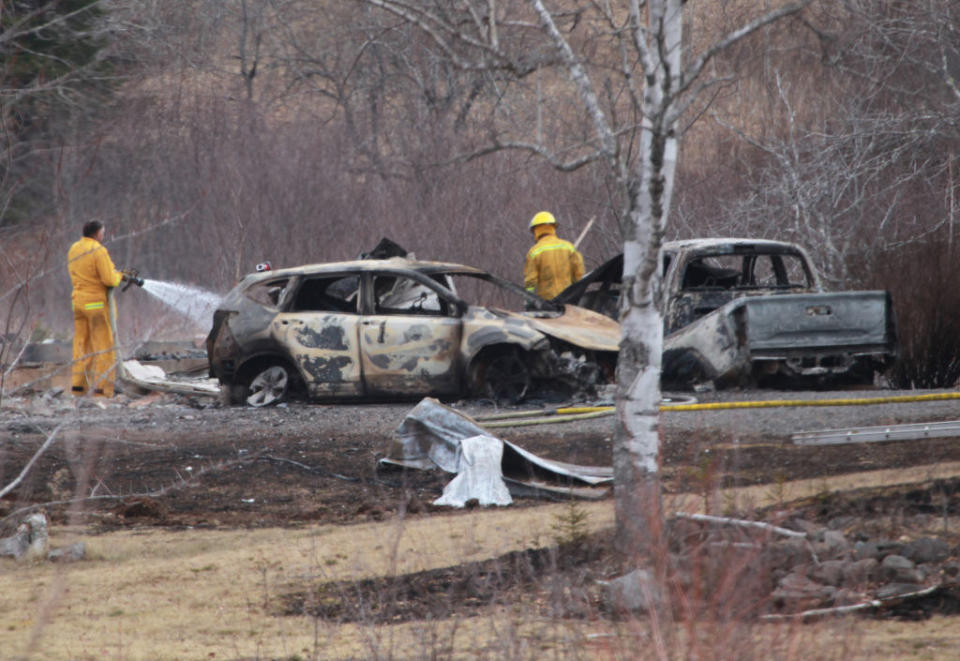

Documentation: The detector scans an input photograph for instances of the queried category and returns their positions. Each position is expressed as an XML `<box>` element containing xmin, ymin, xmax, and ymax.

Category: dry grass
<box><xmin>3</xmin><ymin>462</ymin><xmax>960</xmax><ymax>660</ymax></box>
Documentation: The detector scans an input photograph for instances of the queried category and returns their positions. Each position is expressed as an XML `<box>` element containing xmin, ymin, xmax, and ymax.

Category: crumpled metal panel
<box><xmin>381</xmin><ymin>398</ymin><xmax>612</xmax><ymax>500</ymax></box>
<box><xmin>525</xmin><ymin>304</ymin><xmax>622</xmax><ymax>352</ymax></box>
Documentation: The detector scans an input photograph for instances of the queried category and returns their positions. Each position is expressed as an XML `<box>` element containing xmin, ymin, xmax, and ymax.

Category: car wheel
<box><xmin>479</xmin><ymin>350</ymin><xmax>531</xmax><ymax>403</ymax></box>
<box><xmin>246</xmin><ymin>365</ymin><xmax>290</xmax><ymax>407</ymax></box>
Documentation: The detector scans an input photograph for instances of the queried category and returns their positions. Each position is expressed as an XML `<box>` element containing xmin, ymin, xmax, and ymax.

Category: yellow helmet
<box><xmin>529</xmin><ymin>211</ymin><xmax>556</xmax><ymax>229</ymax></box>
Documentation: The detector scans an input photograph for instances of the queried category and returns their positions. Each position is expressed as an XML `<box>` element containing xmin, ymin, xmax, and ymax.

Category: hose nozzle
<box><xmin>121</xmin><ymin>269</ymin><xmax>145</xmax><ymax>291</ymax></box>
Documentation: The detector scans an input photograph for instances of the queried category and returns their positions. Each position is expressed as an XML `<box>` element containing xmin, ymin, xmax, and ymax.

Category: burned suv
<box><xmin>206</xmin><ymin>258</ymin><xmax>620</xmax><ymax>406</ymax></box>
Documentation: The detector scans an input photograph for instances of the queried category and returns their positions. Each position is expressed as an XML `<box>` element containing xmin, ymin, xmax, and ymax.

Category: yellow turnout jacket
<box><xmin>523</xmin><ymin>226</ymin><xmax>585</xmax><ymax>300</ymax></box>
<box><xmin>68</xmin><ymin>237</ymin><xmax>122</xmax><ymax>309</ymax></box>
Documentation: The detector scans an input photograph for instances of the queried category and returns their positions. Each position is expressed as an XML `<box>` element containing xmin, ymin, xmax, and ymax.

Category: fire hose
<box><xmin>475</xmin><ymin>391</ymin><xmax>960</xmax><ymax>428</ymax></box>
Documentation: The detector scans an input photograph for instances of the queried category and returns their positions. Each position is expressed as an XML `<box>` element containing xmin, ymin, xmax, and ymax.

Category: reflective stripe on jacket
<box><xmin>523</xmin><ymin>228</ymin><xmax>585</xmax><ymax>300</ymax></box>
<box><xmin>68</xmin><ymin>237</ymin><xmax>122</xmax><ymax>308</ymax></box>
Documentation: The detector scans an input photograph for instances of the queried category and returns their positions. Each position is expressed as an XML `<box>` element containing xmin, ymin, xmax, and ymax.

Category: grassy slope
<box><xmin>3</xmin><ymin>463</ymin><xmax>960</xmax><ymax>660</ymax></box>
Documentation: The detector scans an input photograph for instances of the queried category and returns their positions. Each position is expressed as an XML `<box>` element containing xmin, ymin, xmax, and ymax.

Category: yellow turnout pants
<box><xmin>71</xmin><ymin>300</ymin><xmax>117</xmax><ymax>396</ymax></box>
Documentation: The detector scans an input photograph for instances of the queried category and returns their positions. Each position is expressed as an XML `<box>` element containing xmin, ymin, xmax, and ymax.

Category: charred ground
<box><xmin>4</xmin><ymin>388</ymin><xmax>960</xmax><ymax>530</ymax></box>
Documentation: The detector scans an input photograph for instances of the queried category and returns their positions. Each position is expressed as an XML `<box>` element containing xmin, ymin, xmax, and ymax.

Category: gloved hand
<box><xmin>120</xmin><ymin>268</ymin><xmax>145</xmax><ymax>290</ymax></box>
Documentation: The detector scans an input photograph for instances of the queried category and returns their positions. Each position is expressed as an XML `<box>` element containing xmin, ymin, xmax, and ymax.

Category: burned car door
<box><xmin>359</xmin><ymin>273</ymin><xmax>463</xmax><ymax>396</ymax></box>
<box><xmin>275</xmin><ymin>273</ymin><xmax>364</xmax><ymax>397</ymax></box>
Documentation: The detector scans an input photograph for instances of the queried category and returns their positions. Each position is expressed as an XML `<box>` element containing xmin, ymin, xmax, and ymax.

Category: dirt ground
<box><xmin>6</xmin><ymin>385</ymin><xmax>960</xmax><ymax>531</ymax></box>
<box><xmin>4</xmin><ymin>381</ymin><xmax>960</xmax><ymax>659</ymax></box>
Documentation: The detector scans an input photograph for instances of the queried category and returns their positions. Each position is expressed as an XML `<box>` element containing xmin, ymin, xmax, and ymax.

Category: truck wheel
<box><xmin>662</xmin><ymin>349</ymin><xmax>711</xmax><ymax>390</ymax></box>
<box><xmin>246</xmin><ymin>365</ymin><xmax>290</xmax><ymax>407</ymax></box>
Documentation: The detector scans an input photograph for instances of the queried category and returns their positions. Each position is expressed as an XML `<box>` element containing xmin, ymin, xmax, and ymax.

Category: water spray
<box><xmin>138</xmin><ymin>279</ymin><xmax>223</xmax><ymax>326</ymax></box>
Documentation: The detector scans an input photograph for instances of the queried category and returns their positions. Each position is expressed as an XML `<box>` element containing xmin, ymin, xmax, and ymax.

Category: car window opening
<box><xmin>244</xmin><ymin>278</ymin><xmax>290</xmax><ymax>308</ymax></box>
<box><xmin>681</xmin><ymin>253</ymin><xmax>811</xmax><ymax>291</ymax></box>
<box><xmin>374</xmin><ymin>276</ymin><xmax>448</xmax><ymax>316</ymax></box>
<box><xmin>292</xmin><ymin>276</ymin><xmax>358</xmax><ymax>313</ymax></box>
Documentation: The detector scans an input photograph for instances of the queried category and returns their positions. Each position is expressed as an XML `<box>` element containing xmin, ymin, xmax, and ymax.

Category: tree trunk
<box><xmin>612</xmin><ymin>0</ymin><xmax>682</xmax><ymax>560</ymax></box>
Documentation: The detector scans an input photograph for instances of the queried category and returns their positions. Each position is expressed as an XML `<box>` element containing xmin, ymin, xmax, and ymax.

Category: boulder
<box><xmin>604</xmin><ymin>569</ymin><xmax>663</xmax><ymax>614</ymax></box>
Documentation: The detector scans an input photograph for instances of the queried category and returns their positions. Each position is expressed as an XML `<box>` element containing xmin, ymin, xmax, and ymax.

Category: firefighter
<box><xmin>523</xmin><ymin>211</ymin><xmax>585</xmax><ymax>300</ymax></box>
<box><xmin>67</xmin><ymin>221</ymin><xmax>132</xmax><ymax>397</ymax></box>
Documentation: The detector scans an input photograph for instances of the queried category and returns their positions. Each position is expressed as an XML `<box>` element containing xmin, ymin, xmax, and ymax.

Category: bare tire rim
<box><xmin>483</xmin><ymin>352</ymin><xmax>530</xmax><ymax>403</ymax></box>
<box><xmin>246</xmin><ymin>366</ymin><xmax>289</xmax><ymax>407</ymax></box>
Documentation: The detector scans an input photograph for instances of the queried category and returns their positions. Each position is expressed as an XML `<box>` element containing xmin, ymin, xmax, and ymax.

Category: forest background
<box><xmin>2</xmin><ymin>0</ymin><xmax>960</xmax><ymax>389</ymax></box>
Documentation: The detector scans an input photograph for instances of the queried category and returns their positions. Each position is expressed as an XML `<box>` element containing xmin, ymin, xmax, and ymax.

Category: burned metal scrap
<box><xmin>379</xmin><ymin>398</ymin><xmax>613</xmax><ymax>501</ymax></box>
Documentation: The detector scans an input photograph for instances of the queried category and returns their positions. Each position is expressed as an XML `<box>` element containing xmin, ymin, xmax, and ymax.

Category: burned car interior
<box><xmin>680</xmin><ymin>253</ymin><xmax>811</xmax><ymax>291</ymax></box>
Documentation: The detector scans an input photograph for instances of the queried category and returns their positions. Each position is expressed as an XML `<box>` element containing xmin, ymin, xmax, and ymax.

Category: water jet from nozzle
<box><xmin>139</xmin><ymin>279</ymin><xmax>222</xmax><ymax>326</ymax></box>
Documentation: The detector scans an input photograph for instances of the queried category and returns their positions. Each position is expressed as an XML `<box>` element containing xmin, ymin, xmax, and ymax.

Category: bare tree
<box><xmin>348</xmin><ymin>1</ymin><xmax>812</xmax><ymax>564</ymax></box>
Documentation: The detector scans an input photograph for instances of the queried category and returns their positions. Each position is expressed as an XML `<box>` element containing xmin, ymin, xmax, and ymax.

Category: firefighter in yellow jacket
<box><xmin>523</xmin><ymin>211</ymin><xmax>585</xmax><ymax>300</ymax></box>
<box><xmin>67</xmin><ymin>221</ymin><xmax>126</xmax><ymax>397</ymax></box>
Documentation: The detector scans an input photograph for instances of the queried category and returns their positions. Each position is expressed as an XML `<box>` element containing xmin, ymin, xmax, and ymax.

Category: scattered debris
<box><xmin>380</xmin><ymin>398</ymin><xmax>612</xmax><ymax>501</ymax></box>
<box><xmin>120</xmin><ymin>359</ymin><xmax>220</xmax><ymax>397</ymax></box>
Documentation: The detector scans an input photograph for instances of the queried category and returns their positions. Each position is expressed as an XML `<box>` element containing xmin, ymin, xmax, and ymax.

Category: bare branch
<box><xmin>0</xmin><ymin>424</ymin><xmax>63</xmax><ymax>500</ymax></box>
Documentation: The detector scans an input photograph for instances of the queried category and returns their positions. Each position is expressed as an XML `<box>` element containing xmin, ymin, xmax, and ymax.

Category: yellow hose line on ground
<box><xmin>480</xmin><ymin>409</ymin><xmax>614</xmax><ymax>428</ymax></box>
<box><xmin>475</xmin><ymin>405</ymin><xmax>614</xmax><ymax>422</ymax></box>
<box><xmin>478</xmin><ymin>391</ymin><xmax>960</xmax><ymax>428</ymax></box>
<box><xmin>660</xmin><ymin>390</ymin><xmax>960</xmax><ymax>412</ymax></box>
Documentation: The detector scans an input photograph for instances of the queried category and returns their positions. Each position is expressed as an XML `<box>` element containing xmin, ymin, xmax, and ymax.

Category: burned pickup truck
<box><xmin>556</xmin><ymin>238</ymin><xmax>897</xmax><ymax>389</ymax></box>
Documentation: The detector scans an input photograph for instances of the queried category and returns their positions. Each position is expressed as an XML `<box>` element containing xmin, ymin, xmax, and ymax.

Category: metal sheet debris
<box><xmin>380</xmin><ymin>398</ymin><xmax>613</xmax><ymax>500</ymax></box>
<box><xmin>792</xmin><ymin>420</ymin><xmax>960</xmax><ymax>446</ymax></box>
<box><xmin>120</xmin><ymin>360</ymin><xmax>221</xmax><ymax>397</ymax></box>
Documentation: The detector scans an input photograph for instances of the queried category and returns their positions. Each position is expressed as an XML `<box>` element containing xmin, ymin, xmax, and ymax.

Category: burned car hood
<box><xmin>506</xmin><ymin>305</ymin><xmax>621</xmax><ymax>352</ymax></box>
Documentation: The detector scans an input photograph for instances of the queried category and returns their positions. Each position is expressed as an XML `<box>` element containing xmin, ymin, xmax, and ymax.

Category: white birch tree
<box><xmin>351</xmin><ymin>0</ymin><xmax>812</xmax><ymax>558</ymax></box>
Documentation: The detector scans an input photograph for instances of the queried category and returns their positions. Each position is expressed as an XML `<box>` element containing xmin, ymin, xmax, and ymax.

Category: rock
<box><xmin>763</xmin><ymin>537</ymin><xmax>813</xmax><ymax>574</ymax></box>
<box><xmin>772</xmin><ymin>572</ymin><xmax>836</xmax><ymax>611</ymax></box>
<box><xmin>854</xmin><ymin>540</ymin><xmax>880</xmax><ymax>561</ymax></box>
<box><xmin>0</xmin><ymin>523</ymin><xmax>30</xmax><ymax>559</ymax></box>
<box><xmin>880</xmin><ymin>555</ymin><xmax>923</xmax><ymax>583</ymax></box>
<box><xmin>811</xmin><ymin>560</ymin><xmax>846</xmax><ymax>587</ymax></box>
<box><xmin>0</xmin><ymin>513</ymin><xmax>49</xmax><ymax>561</ymax></box>
<box><xmin>822</xmin><ymin>530</ymin><xmax>850</xmax><ymax>556</ymax></box>
<box><xmin>843</xmin><ymin>558</ymin><xmax>879</xmax><ymax>586</ymax></box>
<box><xmin>902</xmin><ymin>537</ymin><xmax>950</xmax><ymax>565</ymax></box>
<box><xmin>48</xmin><ymin>542</ymin><xmax>85</xmax><ymax>563</ymax></box>
<box><xmin>604</xmin><ymin>569</ymin><xmax>663</xmax><ymax>614</ymax></box>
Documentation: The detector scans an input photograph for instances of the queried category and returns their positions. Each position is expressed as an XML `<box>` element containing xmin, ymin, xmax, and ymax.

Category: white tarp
<box><xmin>382</xmin><ymin>398</ymin><xmax>613</xmax><ymax>501</ymax></box>
<box><xmin>432</xmin><ymin>435</ymin><xmax>512</xmax><ymax>508</ymax></box>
